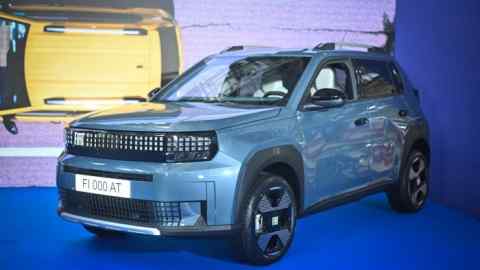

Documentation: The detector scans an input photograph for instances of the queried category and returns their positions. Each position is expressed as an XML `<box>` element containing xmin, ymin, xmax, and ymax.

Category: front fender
<box><xmin>231</xmin><ymin>145</ymin><xmax>304</xmax><ymax>224</ymax></box>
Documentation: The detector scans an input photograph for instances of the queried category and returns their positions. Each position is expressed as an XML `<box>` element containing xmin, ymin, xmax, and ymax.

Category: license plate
<box><xmin>75</xmin><ymin>174</ymin><xmax>131</xmax><ymax>198</ymax></box>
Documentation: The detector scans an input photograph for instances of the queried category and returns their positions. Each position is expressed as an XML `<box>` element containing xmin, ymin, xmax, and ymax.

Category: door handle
<box><xmin>354</xmin><ymin>117</ymin><xmax>369</xmax><ymax>126</ymax></box>
<box><xmin>398</xmin><ymin>109</ymin><xmax>408</xmax><ymax>117</ymax></box>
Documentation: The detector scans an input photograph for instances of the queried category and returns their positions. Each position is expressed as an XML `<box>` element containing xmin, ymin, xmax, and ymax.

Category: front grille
<box><xmin>60</xmin><ymin>189</ymin><xmax>181</xmax><ymax>227</ymax></box>
<box><xmin>65</xmin><ymin>128</ymin><xmax>217</xmax><ymax>162</ymax></box>
<box><xmin>66</xmin><ymin>129</ymin><xmax>167</xmax><ymax>162</ymax></box>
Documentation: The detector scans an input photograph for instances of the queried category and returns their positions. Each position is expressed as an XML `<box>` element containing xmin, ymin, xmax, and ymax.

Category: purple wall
<box><xmin>176</xmin><ymin>0</ymin><xmax>395</xmax><ymax>68</ymax></box>
<box><xmin>0</xmin><ymin>0</ymin><xmax>396</xmax><ymax>186</ymax></box>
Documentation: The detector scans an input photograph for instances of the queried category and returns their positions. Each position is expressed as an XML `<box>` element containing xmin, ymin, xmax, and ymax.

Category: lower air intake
<box><xmin>60</xmin><ymin>189</ymin><xmax>182</xmax><ymax>227</ymax></box>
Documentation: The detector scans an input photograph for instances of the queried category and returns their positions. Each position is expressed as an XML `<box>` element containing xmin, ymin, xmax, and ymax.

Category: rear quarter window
<box><xmin>353</xmin><ymin>59</ymin><xmax>397</xmax><ymax>99</ymax></box>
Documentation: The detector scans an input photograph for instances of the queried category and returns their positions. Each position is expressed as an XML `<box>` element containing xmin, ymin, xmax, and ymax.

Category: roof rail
<box><xmin>220</xmin><ymin>45</ymin><xmax>275</xmax><ymax>53</ymax></box>
<box><xmin>313</xmin><ymin>42</ymin><xmax>388</xmax><ymax>54</ymax></box>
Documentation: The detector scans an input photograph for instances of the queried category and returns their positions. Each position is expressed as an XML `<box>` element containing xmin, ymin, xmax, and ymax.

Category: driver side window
<box><xmin>310</xmin><ymin>62</ymin><xmax>353</xmax><ymax>100</ymax></box>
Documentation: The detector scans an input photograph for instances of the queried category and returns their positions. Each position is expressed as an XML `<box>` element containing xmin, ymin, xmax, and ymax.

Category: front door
<box><xmin>298</xmin><ymin>59</ymin><xmax>375</xmax><ymax>207</ymax></box>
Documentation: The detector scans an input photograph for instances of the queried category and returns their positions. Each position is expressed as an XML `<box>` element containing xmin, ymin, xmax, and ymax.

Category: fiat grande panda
<box><xmin>57</xmin><ymin>44</ymin><xmax>430</xmax><ymax>265</ymax></box>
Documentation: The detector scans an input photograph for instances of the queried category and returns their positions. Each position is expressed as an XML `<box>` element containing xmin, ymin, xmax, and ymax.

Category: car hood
<box><xmin>70</xmin><ymin>102</ymin><xmax>281</xmax><ymax>132</ymax></box>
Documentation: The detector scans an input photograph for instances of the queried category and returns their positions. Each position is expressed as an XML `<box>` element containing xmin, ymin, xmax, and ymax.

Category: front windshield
<box><xmin>154</xmin><ymin>56</ymin><xmax>310</xmax><ymax>106</ymax></box>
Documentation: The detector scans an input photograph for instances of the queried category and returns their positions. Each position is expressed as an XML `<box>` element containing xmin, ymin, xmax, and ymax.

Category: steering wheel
<box><xmin>263</xmin><ymin>91</ymin><xmax>287</xmax><ymax>98</ymax></box>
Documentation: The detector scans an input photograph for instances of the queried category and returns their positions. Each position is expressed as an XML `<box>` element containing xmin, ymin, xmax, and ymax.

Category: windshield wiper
<box><xmin>161</xmin><ymin>97</ymin><xmax>224</xmax><ymax>103</ymax></box>
<box><xmin>159</xmin><ymin>97</ymin><xmax>283</xmax><ymax>106</ymax></box>
<box><xmin>220</xmin><ymin>98</ymin><xmax>283</xmax><ymax>106</ymax></box>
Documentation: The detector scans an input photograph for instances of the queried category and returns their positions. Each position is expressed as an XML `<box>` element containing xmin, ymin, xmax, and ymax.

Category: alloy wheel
<box><xmin>408</xmin><ymin>155</ymin><xmax>428</xmax><ymax>207</ymax></box>
<box><xmin>253</xmin><ymin>186</ymin><xmax>295</xmax><ymax>256</ymax></box>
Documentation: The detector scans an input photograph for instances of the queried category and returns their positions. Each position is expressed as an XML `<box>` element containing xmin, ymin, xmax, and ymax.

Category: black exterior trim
<box><xmin>157</xmin><ymin>224</ymin><xmax>239</xmax><ymax>237</ymax></box>
<box><xmin>399</xmin><ymin>118</ymin><xmax>430</xmax><ymax>178</ymax></box>
<box><xmin>302</xmin><ymin>180</ymin><xmax>393</xmax><ymax>217</ymax></box>
<box><xmin>232</xmin><ymin>145</ymin><xmax>304</xmax><ymax>223</ymax></box>
<box><xmin>63</xmin><ymin>165</ymin><xmax>153</xmax><ymax>182</ymax></box>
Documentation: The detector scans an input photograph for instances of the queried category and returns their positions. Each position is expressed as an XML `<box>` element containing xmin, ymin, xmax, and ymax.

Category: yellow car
<box><xmin>0</xmin><ymin>3</ymin><xmax>182</xmax><ymax>133</ymax></box>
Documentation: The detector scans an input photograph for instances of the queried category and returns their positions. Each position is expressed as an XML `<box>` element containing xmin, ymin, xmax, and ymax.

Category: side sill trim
<box><xmin>301</xmin><ymin>179</ymin><xmax>393</xmax><ymax>217</ymax></box>
<box><xmin>60</xmin><ymin>212</ymin><xmax>161</xmax><ymax>236</ymax></box>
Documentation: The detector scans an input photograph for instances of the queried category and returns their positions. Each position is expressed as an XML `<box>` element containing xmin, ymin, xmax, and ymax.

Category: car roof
<box><xmin>217</xmin><ymin>46</ymin><xmax>394</xmax><ymax>62</ymax></box>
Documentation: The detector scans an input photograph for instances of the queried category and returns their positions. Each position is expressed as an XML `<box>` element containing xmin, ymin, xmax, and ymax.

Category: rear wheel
<box><xmin>83</xmin><ymin>225</ymin><xmax>124</xmax><ymax>237</ymax></box>
<box><xmin>388</xmin><ymin>150</ymin><xmax>429</xmax><ymax>212</ymax></box>
<box><xmin>235</xmin><ymin>174</ymin><xmax>297</xmax><ymax>265</ymax></box>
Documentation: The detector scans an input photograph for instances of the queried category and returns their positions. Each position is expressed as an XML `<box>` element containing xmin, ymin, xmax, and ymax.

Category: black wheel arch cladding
<box><xmin>233</xmin><ymin>145</ymin><xmax>304</xmax><ymax>224</ymax></box>
<box><xmin>401</xmin><ymin>118</ymin><xmax>430</xmax><ymax>177</ymax></box>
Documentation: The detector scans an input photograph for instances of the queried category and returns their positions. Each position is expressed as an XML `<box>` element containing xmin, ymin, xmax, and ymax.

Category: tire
<box><xmin>234</xmin><ymin>173</ymin><xmax>297</xmax><ymax>265</ymax></box>
<box><xmin>83</xmin><ymin>225</ymin><xmax>124</xmax><ymax>237</ymax></box>
<box><xmin>387</xmin><ymin>150</ymin><xmax>429</xmax><ymax>212</ymax></box>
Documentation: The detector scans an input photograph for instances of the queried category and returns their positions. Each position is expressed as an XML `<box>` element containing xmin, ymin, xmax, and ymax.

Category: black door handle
<box><xmin>399</xmin><ymin>109</ymin><xmax>408</xmax><ymax>117</ymax></box>
<box><xmin>354</xmin><ymin>117</ymin><xmax>369</xmax><ymax>126</ymax></box>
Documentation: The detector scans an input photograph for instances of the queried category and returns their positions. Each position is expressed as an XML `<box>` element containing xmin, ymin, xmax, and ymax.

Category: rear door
<box><xmin>351</xmin><ymin>58</ymin><xmax>408</xmax><ymax>182</ymax></box>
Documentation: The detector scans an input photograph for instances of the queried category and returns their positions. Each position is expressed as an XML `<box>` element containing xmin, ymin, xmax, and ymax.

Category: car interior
<box><xmin>310</xmin><ymin>63</ymin><xmax>353</xmax><ymax>100</ymax></box>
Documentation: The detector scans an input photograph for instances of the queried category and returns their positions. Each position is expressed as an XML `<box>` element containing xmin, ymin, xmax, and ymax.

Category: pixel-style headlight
<box><xmin>164</xmin><ymin>133</ymin><xmax>217</xmax><ymax>162</ymax></box>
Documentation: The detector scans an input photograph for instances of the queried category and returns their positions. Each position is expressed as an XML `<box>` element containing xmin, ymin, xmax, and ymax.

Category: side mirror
<box><xmin>308</xmin><ymin>88</ymin><xmax>346</xmax><ymax>109</ymax></box>
<box><xmin>147</xmin><ymin>87</ymin><xmax>162</xmax><ymax>100</ymax></box>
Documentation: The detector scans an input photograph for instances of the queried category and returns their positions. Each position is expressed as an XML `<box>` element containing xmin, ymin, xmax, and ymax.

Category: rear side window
<box><xmin>353</xmin><ymin>59</ymin><xmax>397</xmax><ymax>99</ymax></box>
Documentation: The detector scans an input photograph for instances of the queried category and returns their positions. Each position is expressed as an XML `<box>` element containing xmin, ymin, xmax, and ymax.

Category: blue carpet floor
<box><xmin>0</xmin><ymin>188</ymin><xmax>478</xmax><ymax>269</ymax></box>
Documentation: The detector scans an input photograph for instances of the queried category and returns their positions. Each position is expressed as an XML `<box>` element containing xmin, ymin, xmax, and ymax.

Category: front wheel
<box><xmin>235</xmin><ymin>174</ymin><xmax>297</xmax><ymax>265</ymax></box>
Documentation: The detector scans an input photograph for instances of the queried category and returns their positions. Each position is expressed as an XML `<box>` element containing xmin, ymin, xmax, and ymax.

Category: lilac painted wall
<box><xmin>0</xmin><ymin>0</ymin><xmax>396</xmax><ymax>187</ymax></box>
<box><xmin>176</xmin><ymin>0</ymin><xmax>396</xmax><ymax>68</ymax></box>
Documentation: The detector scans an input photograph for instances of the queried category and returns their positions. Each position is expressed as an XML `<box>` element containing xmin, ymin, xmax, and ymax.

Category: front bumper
<box><xmin>61</xmin><ymin>212</ymin><xmax>161</xmax><ymax>235</ymax></box>
<box><xmin>57</xmin><ymin>151</ymin><xmax>242</xmax><ymax>235</ymax></box>
<box><xmin>59</xmin><ymin>212</ymin><xmax>238</xmax><ymax>236</ymax></box>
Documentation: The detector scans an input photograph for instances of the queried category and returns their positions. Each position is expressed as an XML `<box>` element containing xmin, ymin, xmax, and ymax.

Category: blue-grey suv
<box><xmin>57</xmin><ymin>43</ymin><xmax>430</xmax><ymax>265</ymax></box>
